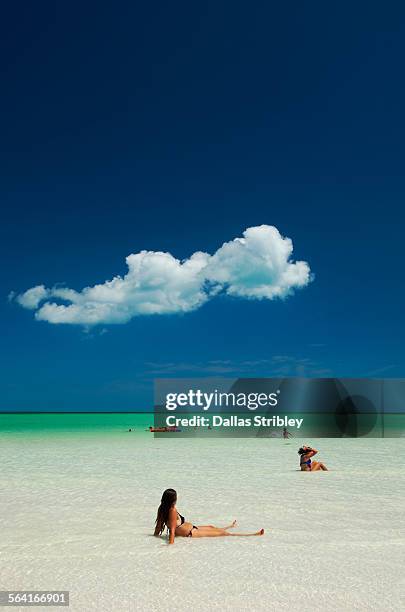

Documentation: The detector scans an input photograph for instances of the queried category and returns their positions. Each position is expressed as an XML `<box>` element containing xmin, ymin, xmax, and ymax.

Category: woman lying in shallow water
<box><xmin>298</xmin><ymin>445</ymin><xmax>328</xmax><ymax>471</ymax></box>
<box><xmin>154</xmin><ymin>489</ymin><xmax>265</xmax><ymax>544</ymax></box>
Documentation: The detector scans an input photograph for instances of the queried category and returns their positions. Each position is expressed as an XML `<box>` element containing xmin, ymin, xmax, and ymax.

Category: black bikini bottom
<box><xmin>188</xmin><ymin>526</ymin><xmax>198</xmax><ymax>537</ymax></box>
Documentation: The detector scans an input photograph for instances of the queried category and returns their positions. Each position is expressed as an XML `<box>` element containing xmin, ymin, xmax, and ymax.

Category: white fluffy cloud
<box><xmin>14</xmin><ymin>225</ymin><xmax>312</xmax><ymax>325</ymax></box>
<box><xmin>16</xmin><ymin>285</ymin><xmax>50</xmax><ymax>309</ymax></box>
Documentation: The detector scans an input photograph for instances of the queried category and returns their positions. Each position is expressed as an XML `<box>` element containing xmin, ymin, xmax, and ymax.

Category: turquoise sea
<box><xmin>0</xmin><ymin>412</ymin><xmax>153</xmax><ymax>434</ymax></box>
<box><xmin>0</xmin><ymin>412</ymin><xmax>404</xmax><ymax>437</ymax></box>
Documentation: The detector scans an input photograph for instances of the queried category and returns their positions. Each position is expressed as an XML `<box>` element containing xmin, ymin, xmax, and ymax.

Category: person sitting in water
<box><xmin>154</xmin><ymin>488</ymin><xmax>265</xmax><ymax>544</ymax></box>
<box><xmin>298</xmin><ymin>445</ymin><xmax>328</xmax><ymax>471</ymax></box>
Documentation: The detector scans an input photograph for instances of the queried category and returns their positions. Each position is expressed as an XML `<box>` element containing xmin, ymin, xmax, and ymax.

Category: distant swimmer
<box><xmin>298</xmin><ymin>445</ymin><xmax>328</xmax><ymax>471</ymax></box>
<box><xmin>283</xmin><ymin>427</ymin><xmax>292</xmax><ymax>439</ymax></box>
<box><xmin>154</xmin><ymin>488</ymin><xmax>265</xmax><ymax>544</ymax></box>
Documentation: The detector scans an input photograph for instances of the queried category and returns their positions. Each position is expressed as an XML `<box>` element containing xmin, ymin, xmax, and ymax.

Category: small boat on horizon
<box><xmin>147</xmin><ymin>426</ymin><xmax>182</xmax><ymax>433</ymax></box>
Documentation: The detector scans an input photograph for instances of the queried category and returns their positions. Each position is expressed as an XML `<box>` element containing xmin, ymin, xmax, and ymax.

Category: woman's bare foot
<box><xmin>231</xmin><ymin>520</ymin><xmax>237</xmax><ymax>528</ymax></box>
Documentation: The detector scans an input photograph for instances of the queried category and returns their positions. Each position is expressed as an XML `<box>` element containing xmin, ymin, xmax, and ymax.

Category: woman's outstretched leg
<box><xmin>191</xmin><ymin>527</ymin><xmax>264</xmax><ymax>538</ymax></box>
<box><xmin>222</xmin><ymin>520</ymin><xmax>237</xmax><ymax>529</ymax></box>
<box><xmin>197</xmin><ymin>520</ymin><xmax>237</xmax><ymax>530</ymax></box>
<box><xmin>226</xmin><ymin>529</ymin><xmax>264</xmax><ymax>537</ymax></box>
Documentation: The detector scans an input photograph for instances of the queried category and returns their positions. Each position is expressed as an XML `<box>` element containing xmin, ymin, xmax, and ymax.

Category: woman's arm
<box><xmin>167</xmin><ymin>507</ymin><xmax>177</xmax><ymax>545</ymax></box>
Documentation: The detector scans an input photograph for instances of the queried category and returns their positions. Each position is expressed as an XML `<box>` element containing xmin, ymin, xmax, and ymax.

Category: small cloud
<box><xmin>12</xmin><ymin>225</ymin><xmax>312</xmax><ymax>326</ymax></box>
<box><xmin>15</xmin><ymin>285</ymin><xmax>49</xmax><ymax>309</ymax></box>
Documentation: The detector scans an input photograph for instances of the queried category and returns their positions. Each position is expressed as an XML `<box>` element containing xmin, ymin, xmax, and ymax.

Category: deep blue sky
<box><xmin>1</xmin><ymin>2</ymin><xmax>405</xmax><ymax>410</ymax></box>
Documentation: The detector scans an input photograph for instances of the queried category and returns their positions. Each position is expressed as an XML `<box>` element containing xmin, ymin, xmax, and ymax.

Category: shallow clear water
<box><xmin>0</xmin><ymin>431</ymin><xmax>404</xmax><ymax>611</ymax></box>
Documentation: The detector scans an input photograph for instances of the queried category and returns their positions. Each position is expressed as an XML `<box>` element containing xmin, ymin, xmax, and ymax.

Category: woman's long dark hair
<box><xmin>155</xmin><ymin>488</ymin><xmax>177</xmax><ymax>535</ymax></box>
